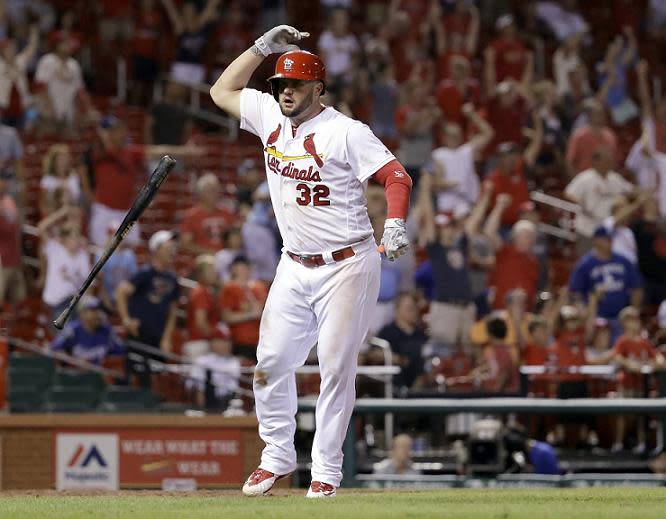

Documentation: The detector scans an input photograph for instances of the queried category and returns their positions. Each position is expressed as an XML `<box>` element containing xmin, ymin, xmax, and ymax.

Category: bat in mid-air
<box><xmin>53</xmin><ymin>155</ymin><xmax>177</xmax><ymax>330</ymax></box>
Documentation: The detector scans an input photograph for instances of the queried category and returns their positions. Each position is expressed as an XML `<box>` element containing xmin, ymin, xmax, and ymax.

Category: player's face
<box><xmin>277</xmin><ymin>79</ymin><xmax>319</xmax><ymax>118</ymax></box>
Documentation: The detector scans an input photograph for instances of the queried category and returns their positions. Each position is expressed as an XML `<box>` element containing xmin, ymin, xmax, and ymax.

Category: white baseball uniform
<box><xmin>240</xmin><ymin>87</ymin><xmax>395</xmax><ymax>486</ymax></box>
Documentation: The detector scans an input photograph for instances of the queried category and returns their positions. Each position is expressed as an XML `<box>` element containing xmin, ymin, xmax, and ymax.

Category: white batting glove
<box><xmin>381</xmin><ymin>218</ymin><xmax>409</xmax><ymax>261</ymax></box>
<box><xmin>254</xmin><ymin>25</ymin><xmax>310</xmax><ymax>57</ymax></box>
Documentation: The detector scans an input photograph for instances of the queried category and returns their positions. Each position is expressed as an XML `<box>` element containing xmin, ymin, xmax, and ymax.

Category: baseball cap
<box><xmin>211</xmin><ymin>324</ymin><xmax>232</xmax><ymax>341</ymax></box>
<box><xmin>593</xmin><ymin>225</ymin><xmax>612</xmax><ymax>239</ymax></box>
<box><xmin>560</xmin><ymin>305</ymin><xmax>580</xmax><ymax>320</ymax></box>
<box><xmin>148</xmin><ymin>230</ymin><xmax>175</xmax><ymax>252</ymax></box>
<box><xmin>435</xmin><ymin>211</ymin><xmax>455</xmax><ymax>227</ymax></box>
<box><xmin>495</xmin><ymin>14</ymin><xmax>515</xmax><ymax>31</ymax></box>
<box><xmin>79</xmin><ymin>295</ymin><xmax>102</xmax><ymax>311</ymax></box>
<box><xmin>496</xmin><ymin>141</ymin><xmax>519</xmax><ymax>155</ymax></box>
<box><xmin>594</xmin><ymin>317</ymin><xmax>609</xmax><ymax>329</ymax></box>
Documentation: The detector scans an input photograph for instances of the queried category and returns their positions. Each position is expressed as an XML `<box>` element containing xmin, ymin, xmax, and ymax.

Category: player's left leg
<box><xmin>307</xmin><ymin>247</ymin><xmax>381</xmax><ymax>495</ymax></box>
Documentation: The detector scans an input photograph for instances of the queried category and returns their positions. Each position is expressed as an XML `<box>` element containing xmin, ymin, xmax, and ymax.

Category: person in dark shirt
<box><xmin>161</xmin><ymin>0</ymin><xmax>220</xmax><ymax>84</ymax></box>
<box><xmin>631</xmin><ymin>197</ymin><xmax>666</xmax><ymax>306</ymax></box>
<box><xmin>377</xmin><ymin>292</ymin><xmax>428</xmax><ymax>393</ymax></box>
<box><xmin>51</xmin><ymin>295</ymin><xmax>125</xmax><ymax>365</ymax></box>
<box><xmin>415</xmin><ymin>172</ymin><xmax>491</xmax><ymax>347</ymax></box>
<box><xmin>147</xmin><ymin>81</ymin><xmax>191</xmax><ymax>145</ymax></box>
<box><xmin>116</xmin><ymin>230</ymin><xmax>180</xmax><ymax>387</ymax></box>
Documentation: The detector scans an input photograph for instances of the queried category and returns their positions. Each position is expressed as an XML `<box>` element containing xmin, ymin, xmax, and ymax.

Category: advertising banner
<box><xmin>55</xmin><ymin>433</ymin><xmax>119</xmax><ymax>490</ymax></box>
<box><xmin>117</xmin><ymin>429</ymin><xmax>243</xmax><ymax>486</ymax></box>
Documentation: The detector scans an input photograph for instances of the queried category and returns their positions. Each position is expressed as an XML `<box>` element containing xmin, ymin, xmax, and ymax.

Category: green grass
<box><xmin>0</xmin><ymin>488</ymin><xmax>665</xmax><ymax>518</ymax></box>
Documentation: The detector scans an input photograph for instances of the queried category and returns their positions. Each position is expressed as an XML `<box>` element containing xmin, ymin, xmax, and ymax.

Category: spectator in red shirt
<box><xmin>523</xmin><ymin>316</ymin><xmax>550</xmax><ymax>366</ymax></box>
<box><xmin>611</xmin><ymin>306</ymin><xmax>665</xmax><ymax>452</ymax></box>
<box><xmin>484</xmin><ymin>14</ymin><xmax>533</xmax><ymax>88</ymax></box>
<box><xmin>485</xmin><ymin>79</ymin><xmax>531</xmax><ymax>151</ymax></box>
<box><xmin>87</xmin><ymin>117</ymin><xmax>200</xmax><ymax>247</ymax></box>
<box><xmin>184</xmin><ymin>254</ymin><xmax>226</xmax><ymax>360</ymax></box>
<box><xmin>435</xmin><ymin>56</ymin><xmax>481</xmax><ymax>127</ymax></box>
<box><xmin>550</xmin><ymin>305</ymin><xmax>588</xmax><ymax>377</ymax></box>
<box><xmin>472</xmin><ymin>314</ymin><xmax>520</xmax><ymax>393</ymax></box>
<box><xmin>180</xmin><ymin>173</ymin><xmax>236</xmax><ymax>255</ymax></box>
<box><xmin>485</xmin><ymin>194</ymin><xmax>540</xmax><ymax>310</ymax></box>
<box><xmin>565</xmin><ymin>98</ymin><xmax>619</xmax><ymax>175</ymax></box>
<box><xmin>484</xmin><ymin>117</ymin><xmax>543</xmax><ymax>228</ymax></box>
<box><xmin>219</xmin><ymin>256</ymin><xmax>268</xmax><ymax>362</ymax></box>
<box><xmin>433</xmin><ymin>0</ymin><xmax>479</xmax><ymax>82</ymax></box>
<box><xmin>523</xmin><ymin>316</ymin><xmax>553</xmax><ymax>397</ymax></box>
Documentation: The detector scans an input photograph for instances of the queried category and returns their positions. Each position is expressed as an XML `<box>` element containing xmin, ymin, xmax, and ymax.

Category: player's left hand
<box><xmin>380</xmin><ymin>218</ymin><xmax>409</xmax><ymax>261</ymax></box>
<box><xmin>255</xmin><ymin>25</ymin><xmax>310</xmax><ymax>57</ymax></box>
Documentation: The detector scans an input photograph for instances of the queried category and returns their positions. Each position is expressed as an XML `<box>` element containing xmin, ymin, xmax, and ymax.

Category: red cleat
<box><xmin>242</xmin><ymin>468</ymin><xmax>286</xmax><ymax>496</ymax></box>
<box><xmin>306</xmin><ymin>481</ymin><xmax>336</xmax><ymax>498</ymax></box>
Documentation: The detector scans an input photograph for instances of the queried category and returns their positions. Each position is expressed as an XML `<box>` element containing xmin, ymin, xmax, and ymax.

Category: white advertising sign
<box><xmin>56</xmin><ymin>433</ymin><xmax>119</xmax><ymax>491</ymax></box>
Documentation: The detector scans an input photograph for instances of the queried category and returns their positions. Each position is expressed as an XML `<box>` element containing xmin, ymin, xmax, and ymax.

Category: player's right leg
<box><xmin>243</xmin><ymin>256</ymin><xmax>318</xmax><ymax>496</ymax></box>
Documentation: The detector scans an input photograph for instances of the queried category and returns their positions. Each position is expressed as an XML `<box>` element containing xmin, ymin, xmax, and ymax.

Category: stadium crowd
<box><xmin>2</xmin><ymin>0</ymin><xmax>666</xmax><ymax>453</ymax></box>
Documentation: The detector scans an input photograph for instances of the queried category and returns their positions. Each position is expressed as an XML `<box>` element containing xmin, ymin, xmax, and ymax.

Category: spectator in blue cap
<box><xmin>51</xmin><ymin>295</ymin><xmax>125</xmax><ymax>366</ymax></box>
<box><xmin>569</xmin><ymin>224</ymin><xmax>643</xmax><ymax>341</ymax></box>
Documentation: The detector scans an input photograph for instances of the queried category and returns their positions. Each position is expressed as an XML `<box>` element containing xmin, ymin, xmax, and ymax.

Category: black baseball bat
<box><xmin>53</xmin><ymin>155</ymin><xmax>177</xmax><ymax>330</ymax></box>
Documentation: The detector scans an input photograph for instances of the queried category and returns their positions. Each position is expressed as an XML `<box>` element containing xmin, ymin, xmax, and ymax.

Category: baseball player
<box><xmin>210</xmin><ymin>25</ymin><xmax>412</xmax><ymax>498</ymax></box>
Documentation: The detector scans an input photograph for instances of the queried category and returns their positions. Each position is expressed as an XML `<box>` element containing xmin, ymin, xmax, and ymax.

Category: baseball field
<box><xmin>0</xmin><ymin>487</ymin><xmax>664</xmax><ymax>518</ymax></box>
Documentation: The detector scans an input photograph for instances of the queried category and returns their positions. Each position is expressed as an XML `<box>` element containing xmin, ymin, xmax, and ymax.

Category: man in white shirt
<box><xmin>34</xmin><ymin>33</ymin><xmax>91</xmax><ymax>135</ymax></box>
<box><xmin>601</xmin><ymin>194</ymin><xmax>649</xmax><ymax>264</ymax></box>
<box><xmin>564</xmin><ymin>146</ymin><xmax>634</xmax><ymax>253</ymax></box>
<box><xmin>187</xmin><ymin>330</ymin><xmax>241</xmax><ymax>409</ymax></box>
<box><xmin>430</xmin><ymin>103</ymin><xmax>494</xmax><ymax>212</ymax></box>
<box><xmin>317</xmin><ymin>8</ymin><xmax>359</xmax><ymax>85</ymax></box>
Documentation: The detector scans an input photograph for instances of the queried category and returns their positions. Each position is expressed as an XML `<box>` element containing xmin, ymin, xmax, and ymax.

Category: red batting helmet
<box><xmin>268</xmin><ymin>50</ymin><xmax>326</xmax><ymax>100</ymax></box>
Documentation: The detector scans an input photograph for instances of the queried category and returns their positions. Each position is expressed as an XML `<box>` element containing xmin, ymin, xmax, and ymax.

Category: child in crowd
<box><xmin>611</xmin><ymin>306</ymin><xmax>665</xmax><ymax>452</ymax></box>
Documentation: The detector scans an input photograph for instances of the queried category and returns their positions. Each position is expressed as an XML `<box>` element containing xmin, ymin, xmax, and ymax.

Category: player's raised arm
<box><xmin>373</xmin><ymin>159</ymin><xmax>413</xmax><ymax>260</ymax></box>
<box><xmin>209</xmin><ymin>25</ymin><xmax>309</xmax><ymax>119</ymax></box>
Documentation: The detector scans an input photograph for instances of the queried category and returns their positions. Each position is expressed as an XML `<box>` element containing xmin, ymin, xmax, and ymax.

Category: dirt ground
<box><xmin>0</xmin><ymin>488</ymin><xmax>382</xmax><ymax>498</ymax></box>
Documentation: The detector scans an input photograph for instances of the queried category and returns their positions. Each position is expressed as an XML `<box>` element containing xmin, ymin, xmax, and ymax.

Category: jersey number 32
<box><xmin>295</xmin><ymin>183</ymin><xmax>330</xmax><ymax>206</ymax></box>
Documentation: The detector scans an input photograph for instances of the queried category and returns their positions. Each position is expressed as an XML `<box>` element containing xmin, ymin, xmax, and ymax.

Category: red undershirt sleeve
<box><xmin>372</xmin><ymin>159</ymin><xmax>413</xmax><ymax>220</ymax></box>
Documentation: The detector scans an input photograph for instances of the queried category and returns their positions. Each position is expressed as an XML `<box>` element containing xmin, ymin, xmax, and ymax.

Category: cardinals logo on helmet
<box><xmin>283</xmin><ymin>58</ymin><xmax>294</xmax><ymax>71</ymax></box>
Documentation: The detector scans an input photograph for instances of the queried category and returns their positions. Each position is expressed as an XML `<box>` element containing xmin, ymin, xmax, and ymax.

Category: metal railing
<box><xmin>297</xmin><ymin>394</ymin><xmax>666</xmax><ymax>487</ymax></box>
<box><xmin>8</xmin><ymin>336</ymin><xmax>124</xmax><ymax>379</ymax></box>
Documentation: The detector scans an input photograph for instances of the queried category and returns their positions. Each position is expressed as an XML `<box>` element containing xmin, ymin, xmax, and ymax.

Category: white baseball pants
<box><xmin>253</xmin><ymin>237</ymin><xmax>380</xmax><ymax>487</ymax></box>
